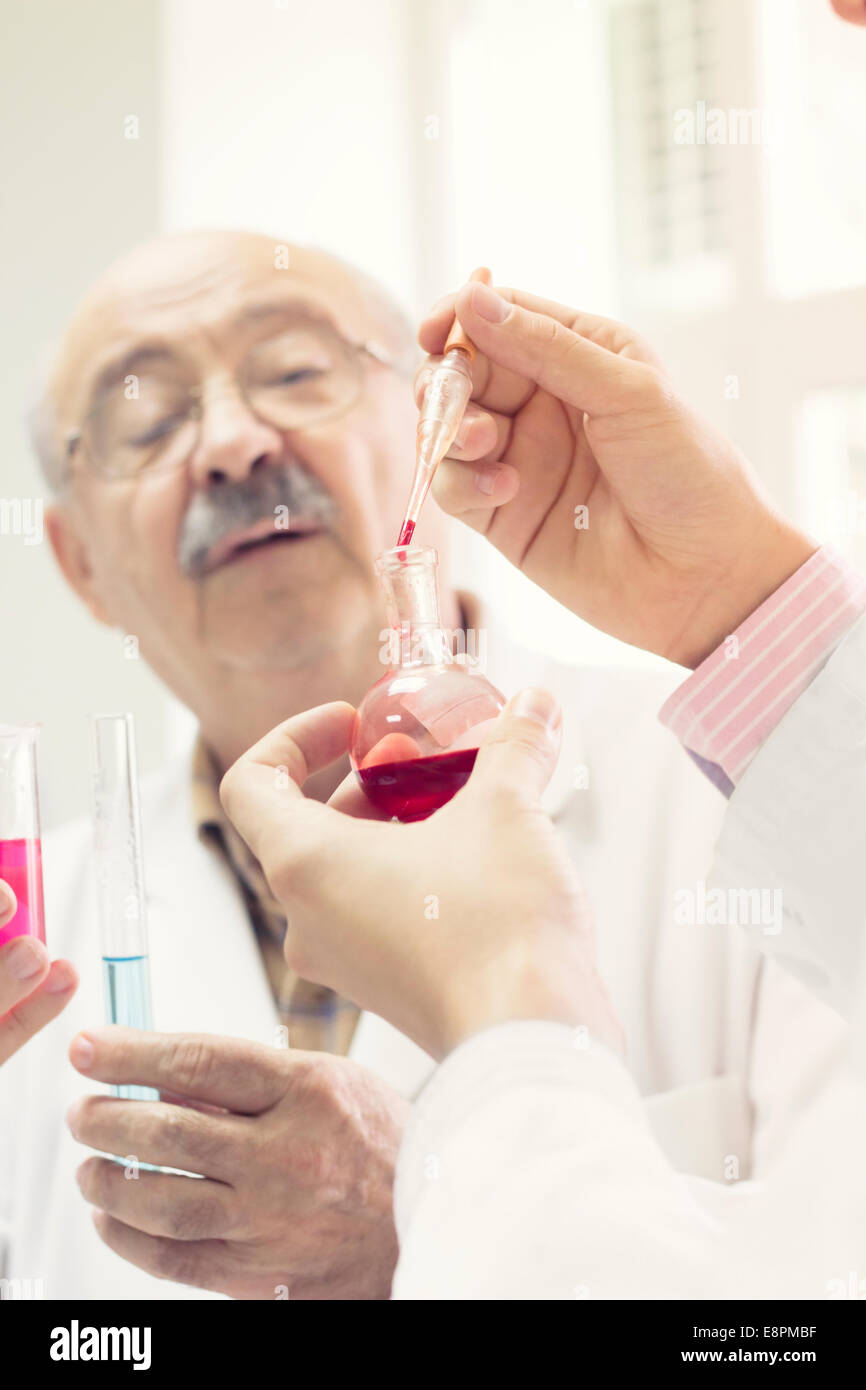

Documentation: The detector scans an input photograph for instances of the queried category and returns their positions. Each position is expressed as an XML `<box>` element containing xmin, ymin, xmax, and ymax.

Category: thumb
<box><xmin>220</xmin><ymin>701</ymin><xmax>355</xmax><ymax>866</ymax></box>
<box><xmin>469</xmin><ymin>688</ymin><xmax>562</xmax><ymax>805</ymax></box>
<box><xmin>455</xmin><ymin>281</ymin><xmax>655</xmax><ymax>418</ymax></box>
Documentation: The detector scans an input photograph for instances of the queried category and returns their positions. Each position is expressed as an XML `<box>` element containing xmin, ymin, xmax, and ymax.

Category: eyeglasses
<box><xmin>65</xmin><ymin>322</ymin><xmax>402</xmax><ymax>481</ymax></box>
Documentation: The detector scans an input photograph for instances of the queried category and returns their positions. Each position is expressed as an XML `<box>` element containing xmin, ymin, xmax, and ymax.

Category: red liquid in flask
<box><xmin>357</xmin><ymin>747</ymin><xmax>477</xmax><ymax>822</ymax></box>
<box><xmin>0</xmin><ymin>837</ymin><xmax>45</xmax><ymax>945</ymax></box>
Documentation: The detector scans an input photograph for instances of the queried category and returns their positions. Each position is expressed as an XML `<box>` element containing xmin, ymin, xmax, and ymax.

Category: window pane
<box><xmin>760</xmin><ymin>0</ymin><xmax>866</xmax><ymax>299</ymax></box>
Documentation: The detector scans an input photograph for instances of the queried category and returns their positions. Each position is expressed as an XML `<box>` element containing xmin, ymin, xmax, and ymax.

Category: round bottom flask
<box><xmin>350</xmin><ymin>547</ymin><xmax>505</xmax><ymax>821</ymax></box>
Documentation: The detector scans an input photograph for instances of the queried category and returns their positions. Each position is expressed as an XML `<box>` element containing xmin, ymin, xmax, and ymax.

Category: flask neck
<box><xmin>376</xmin><ymin>546</ymin><xmax>451</xmax><ymax>669</ymax></box>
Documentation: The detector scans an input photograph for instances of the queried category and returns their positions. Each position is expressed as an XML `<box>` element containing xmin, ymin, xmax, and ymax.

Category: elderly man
<box><xmin>0</xmin><ymin>230</ymin><xmax>843</xmax><ymax>1301</ymax></box>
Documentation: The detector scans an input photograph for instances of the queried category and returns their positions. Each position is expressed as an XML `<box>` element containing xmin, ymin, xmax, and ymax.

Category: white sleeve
<box><xmin>393</xmin><ymin>1020</ymin><xmax>866</xmax><ymax>1301</ymax></box>
<box><xmin>392</xmin><ymin>1022</ymin><xmax>739</xmax><ymax>1300</ymax></box>
<box><xmin>709</xmin><ymin>610</ymin><xmax>866</xmax><ymax>1017</ymax></box>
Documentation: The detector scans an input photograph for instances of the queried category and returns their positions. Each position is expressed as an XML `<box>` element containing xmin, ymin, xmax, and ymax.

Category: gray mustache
<box><xmin>177</xmin><ymin>462</ymin><xmax>337</xmax><ymax>577</ymax></box>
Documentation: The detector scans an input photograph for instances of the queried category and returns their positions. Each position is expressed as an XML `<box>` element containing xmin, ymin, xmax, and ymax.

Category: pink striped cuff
<box><xmin>659</xmin><ymin>546</ymin><xmax>866</xmax><ymax>795</ymax></box>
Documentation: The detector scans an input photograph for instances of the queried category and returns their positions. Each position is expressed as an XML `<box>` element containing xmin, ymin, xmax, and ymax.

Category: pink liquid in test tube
<box><xmin>0</xmin><ymin>725</ymin><xmax>46</xmax><ymax>947</ymax></box>
<box><xmin>0</xmin><ymin>838</ymin><xmax>45</xmax><ymax>945</ymax></box>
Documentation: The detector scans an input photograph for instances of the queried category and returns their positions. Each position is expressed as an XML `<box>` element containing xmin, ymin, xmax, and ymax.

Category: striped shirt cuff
<box><xmin>659</xmin><ymin>546</ymin><xmax>866</xmax><ymax>793</ymax></box>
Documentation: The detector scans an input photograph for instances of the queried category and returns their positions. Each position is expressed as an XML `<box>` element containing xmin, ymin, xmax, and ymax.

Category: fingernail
<box><xmin>0</xmin><ymin>881</ymin><xmax>15</xmax><ymax>913</ymax></box>
<box><xmin>475</xmin><ymin>468</ymin><xmax>501</xmax><ymax>496</ymax></box>
<box><xmin>5</xmin><ymin>936</ymin><xmax>45</xmax><ymax>980</ymax></box>
<box><xmin>510</xmin><ymin>688</ymin><xmax>562</xmax><ymax>734</ymax></box>
<box><xmin>70</xmin><ymin>1034</ymin><xmax>95</xmax><ymax>1070</ymax></box>
<box><xmin>43</xmin><ymin>961</ymin><xmax>76</xmax><ymax>994</ymax></box>
<box><xmin>469</xmin><ymin>283</ymin><xmax>510</xmax><ymax>324</ymax></box>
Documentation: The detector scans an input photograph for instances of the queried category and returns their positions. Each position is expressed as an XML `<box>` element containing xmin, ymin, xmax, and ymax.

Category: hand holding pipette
<box><xmin>396</xmin><ymin>267</ymin><xmax>491</xmax><ymax>547</ymax></box>
<box><xmin>417</xmin><ymin>281</ymin><xmax>816</xmax><ymax>669</ymax></box>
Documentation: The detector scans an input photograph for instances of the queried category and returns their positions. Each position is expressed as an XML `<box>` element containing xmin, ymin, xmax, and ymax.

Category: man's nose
<box><xmin>188</xmin><ymin>390</ymin><xmax>285</xmax><ymax>486</ymax></box>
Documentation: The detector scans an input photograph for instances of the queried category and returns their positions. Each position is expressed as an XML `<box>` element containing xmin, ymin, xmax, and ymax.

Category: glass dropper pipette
<box><xmin>397</xmin><ymin>266</ymin><xmax>491</xmax><ymax>548</ymax></box>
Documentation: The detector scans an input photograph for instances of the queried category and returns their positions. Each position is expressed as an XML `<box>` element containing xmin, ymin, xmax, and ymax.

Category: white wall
<box><xmin>0</xmin><ymin>0</ymin><xmax>175</xmax><ymax>828</ymax></box>
<box><xmin>433</xmin><ymin>0</ymin><xmax>641</xmax><ymax>669</ymax></box>
<box><xmin>161</xmin><ymin>0</ymin><xmax>419</xmax><ymax>309</ymax></box>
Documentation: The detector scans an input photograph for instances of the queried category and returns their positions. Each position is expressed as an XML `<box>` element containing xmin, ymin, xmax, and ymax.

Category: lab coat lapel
<box><xmin>139</xmin><ymin>759</ymin><xmax>279</xmax><ymax>1044</ymax></box>
<box><xmin>474</xmin><ymin>598</ymin><xmax>596</xmax><ymax>831</ymax></box>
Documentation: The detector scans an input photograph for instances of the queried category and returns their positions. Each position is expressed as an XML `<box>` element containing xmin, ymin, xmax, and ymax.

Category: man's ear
<box><xmin>45</xmin><ymin>503</ymin><xmax>114</xmax><ymax>627</ymax></box>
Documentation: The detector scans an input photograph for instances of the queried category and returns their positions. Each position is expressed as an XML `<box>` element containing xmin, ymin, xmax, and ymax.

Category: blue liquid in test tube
<box><xmin>101</xmin><ymin>955</ymin><xmax>156</xmax><ymax>1101</ymax></box>
<box><xmin>91</xmin><ymin>715</ymin><xmax>158</xmax><ymax>1104</ymax></box>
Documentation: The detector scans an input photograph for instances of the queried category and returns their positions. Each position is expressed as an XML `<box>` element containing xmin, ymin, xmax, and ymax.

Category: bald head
<box><xmin>30</xmin><ymin>229</ymin><xmax>415</xmax><ymax>491</ymax></box>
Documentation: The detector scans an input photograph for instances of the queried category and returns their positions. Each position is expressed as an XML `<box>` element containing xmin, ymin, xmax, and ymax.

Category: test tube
<box><xmin>90</xmin><ymin>714</ymin><xmax>157</xmax><ymax>1101</ymax></box>
<box><xmin>0</xmin><ymin>724</ymin><xmax>46</xmax><ymax>948</ymax></box>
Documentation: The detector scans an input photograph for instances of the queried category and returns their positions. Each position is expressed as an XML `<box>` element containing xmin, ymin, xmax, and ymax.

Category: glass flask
<box><xmin>350</xmin><ymin>546</ymin><xmax>505</xmax><ymax>821</ymax></box>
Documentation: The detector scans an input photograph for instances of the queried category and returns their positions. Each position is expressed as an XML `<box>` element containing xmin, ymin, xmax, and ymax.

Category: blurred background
<box><xmin>2</xmin><ymin>0</ymin><xmax>866</xmax><ymax>824</ymax></box>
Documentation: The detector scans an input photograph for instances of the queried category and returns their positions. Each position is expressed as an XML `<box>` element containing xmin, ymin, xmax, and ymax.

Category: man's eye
<box><xmin>129</xmin><ymin>413</ymin><xmax>187</xmax><ymax>447</ymax></box>
<box><xmin>268</xmin><ymin>367</ymin><xmax>327</xmax><ymax>387</ymax></box>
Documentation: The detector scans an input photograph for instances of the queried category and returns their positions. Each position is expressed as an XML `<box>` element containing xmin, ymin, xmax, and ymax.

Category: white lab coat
<box><xmin>0</xmin><ymin>617</ymin><xmax>845</xmax><ymax>1299</ymax></box>
<box><xmin>392</xmin><ymin>611</ymin><xmax>866</xmax><ymax>1300</ymax></box>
